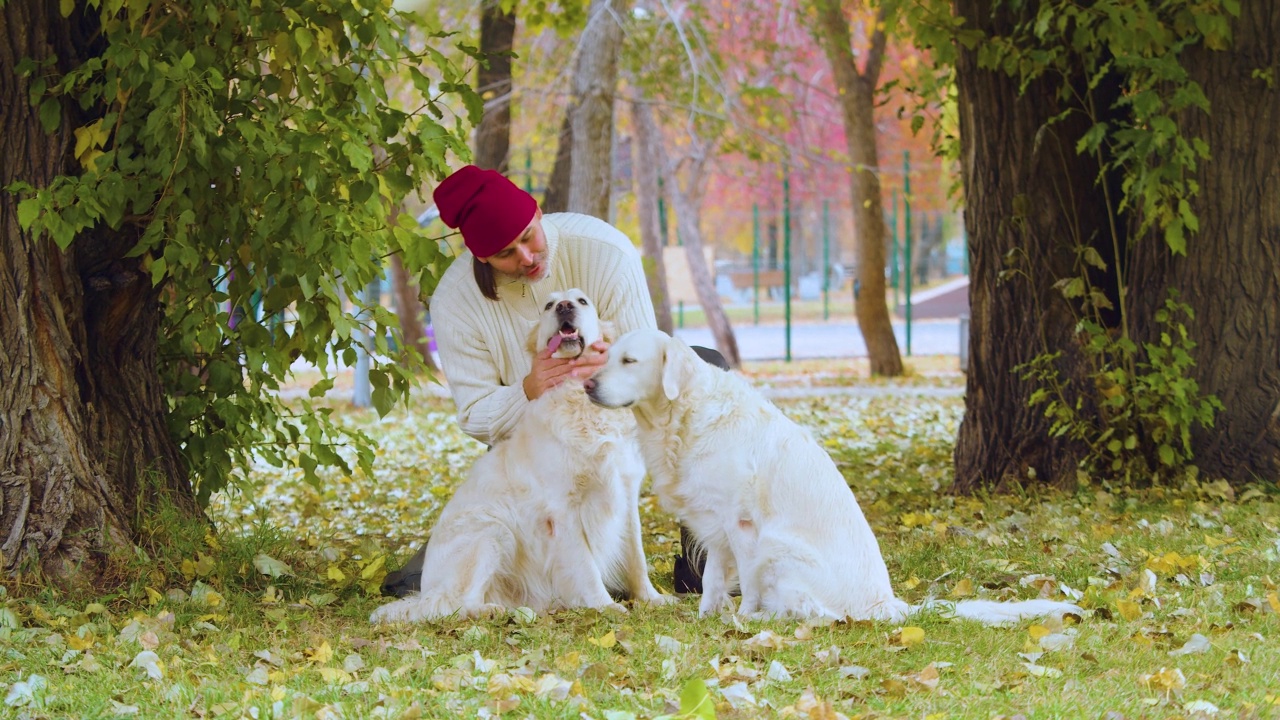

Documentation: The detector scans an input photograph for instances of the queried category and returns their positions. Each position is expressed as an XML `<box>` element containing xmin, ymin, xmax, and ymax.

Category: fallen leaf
<box><xmin>589</xmin><ymin>631</ymin><xmax>617</xmax><ymax>649</ymax></box>
<box><xmin>950</xmin><ymin>578</ymin><xmax>974</xmax><ymax>598</ymax></box>
<box><xmin>253</xmin><ymin>553</ymin><xmax>294</xmax><ymax>578</ymax></box>
<box><xmin>129</xmin><ymin>650</ymin><xmax>164</xmax><ymax>680</ymax></box>
<box><xmin>766</xmin><ymin>659</ymin><xmax>792</xmax><ymax>682</ymax></box>
<box><xmin>896</xmin><ymin>626</ymin><xmax>925</xmax><ymax>648</ymax></box>
<box><xmin>1169</xmin><ymin>634</ymin><xmax>1212</xmax><ymax>656</ymax></box>
<box><xmin>1117</xmin><ymin>600</ymin><xmax>1143</xmax><ymax>621</ymax></box>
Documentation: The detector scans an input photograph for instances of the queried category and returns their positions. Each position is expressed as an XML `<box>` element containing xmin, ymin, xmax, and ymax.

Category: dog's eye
<box><xmin>621</xmin><ymin>356</ymin><xmax>637</xmax><ymax>365</ymax></box>
<box><xmin>544</xmin><ymin>301</ymin><xmax>554</xmax><ymax>311</ymax></box>
<box><xmin>577</xmin><ymin>298</ymin><xmax>589</xmax><ymax>306</ymax></box>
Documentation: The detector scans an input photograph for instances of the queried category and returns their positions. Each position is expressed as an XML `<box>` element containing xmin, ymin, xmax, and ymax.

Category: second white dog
<box><xmin>371</xmin><ymin>290</ymin><xmax>671</xmax><ymax>624</ymax></box>
<box><xmin>585</xmin><ymin>328</ymin><xmax>1079</xmax><ymax>625</ymax></box>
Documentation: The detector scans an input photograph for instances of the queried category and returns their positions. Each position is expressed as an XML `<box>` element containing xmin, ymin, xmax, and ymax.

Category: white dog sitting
<box><xmin>585</xmin><ymin>328</ymin><xmax>1080</xmax><ymax>625</ymax></box>
<box><xmin>371</xmin><ymin>290</ymin><xmax>672</xmax><ymax>624</ymax></box>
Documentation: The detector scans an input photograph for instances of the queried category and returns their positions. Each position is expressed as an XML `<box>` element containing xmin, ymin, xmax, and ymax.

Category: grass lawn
<box><xmin>3</xmin><ymin>368</ymin><xmax>1277</xmax><ymax>719</ymax></box>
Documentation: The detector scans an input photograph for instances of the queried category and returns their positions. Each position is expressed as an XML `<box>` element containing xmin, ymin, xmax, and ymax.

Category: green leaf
<box><xmin>1158</xmin><ymin>443</ymin><xmax>1176</xmax><ymax>466</ymax></box>
<box><xmin>38</xmin><ymin>97</ymin><xmax>61</xmax><ymax>134</ymax></box>
<box><xmin>60</xmin><ymin>0</ymin><xmax>74</xmax><ymax>17</ymax></box>
<box><xmin>678</xmin><ymin>678</ymin><xmax>716</xmax><ymax>720</ymax></box>
<box><xmin>16</xmin><ymin>198</ymin><xmax>41</xmax><ymax>230</ymax></box>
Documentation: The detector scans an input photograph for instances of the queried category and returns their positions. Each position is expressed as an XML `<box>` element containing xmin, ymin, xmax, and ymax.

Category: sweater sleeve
<box><xmin>430</xmin><ymin>288</ymin><xmax>528</xmax><ymax>446</ymax></box>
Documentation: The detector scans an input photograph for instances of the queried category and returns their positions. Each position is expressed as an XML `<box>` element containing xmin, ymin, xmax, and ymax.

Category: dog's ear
<box><xmin>661</xmin><ymin>336</ymin><xmax>691</xmax><ymax>401</ymax></box>
<box><xmin>526</xmin><ymin>322</ymin><xmax>540</xmax><ymax>355</ymax></box>
<box><xmin>599</xmin><ymin>320</ymin><xmax>617</xmax><ymax>345</ymax></box>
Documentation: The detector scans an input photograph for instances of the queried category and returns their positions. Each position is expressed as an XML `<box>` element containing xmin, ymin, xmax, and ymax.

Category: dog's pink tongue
<box><xmin>547</xmin><ymin>334</ymin><xmax>563</xmax><ymax>353</ymax></box>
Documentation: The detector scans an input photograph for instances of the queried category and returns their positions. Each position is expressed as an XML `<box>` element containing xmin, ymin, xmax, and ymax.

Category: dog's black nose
<box><xmin>555</xmin><ymin>300</ymin><xmax>575</xmax><ymax>315</ymax></box>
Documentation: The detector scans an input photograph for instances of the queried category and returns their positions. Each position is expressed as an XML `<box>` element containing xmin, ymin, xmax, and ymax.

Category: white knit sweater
<box><xmin>431</xmin><ymin>212</ymin><xmax>658</xmax><ymax>445</ymax></box>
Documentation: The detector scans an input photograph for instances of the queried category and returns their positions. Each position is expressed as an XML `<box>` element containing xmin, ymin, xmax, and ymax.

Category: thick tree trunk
<box><xmin>1129</xmin><ymin>1</ymin><xmax>1280</xmax><ymax>482</ymax></box>
<box><xmin>567</xmin><ymin>0</ymin><xmax>628</xmax><ymax>218</ymax></box>
<box><xmin>542</xmin><ymin>112</ymin><xmax>573</xmax><ymax>214</ymax></box>
<box><xmin>1</xmin><ymin>0</ymin><xmax>197</xmax><ymax>586</ymax></box>
<box><xmin>473</xmin><ymin>0</ymin><xmax>516</xmax><ymax>173</ymax></box>
<box><xmin>812</xmin><ymin>2</ymin><xmax>902</xmax><ymax>376</ymax></box>
<box><xmin>665</xmin><ymin>154</ymin><xmax>741</xmax><ymax>368</ymax></box>
<box><xmin>951</xmin><ymin>0</ymin><xmax>1115</xmax><ymax>491</ymax></box>
<box><xmin>629</xmin><ymin>99</ymin><xmax>674</xmax><ymax>335</ymax></box>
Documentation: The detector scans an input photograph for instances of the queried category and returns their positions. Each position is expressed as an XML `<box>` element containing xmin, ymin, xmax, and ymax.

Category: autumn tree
<box><xmin>0</xmin><ymin>0</ymin><xmax>474</xmax><ymax>585</ymax></box>
<box><xmin>931</xmin><ymin>0</ymin><xmax>1278</xmax><ymax>489</ymax></box>
<box><xmin>810</xmin><ymin>0</ymin><xmax>903</xmax><ymax>376</ymax></box>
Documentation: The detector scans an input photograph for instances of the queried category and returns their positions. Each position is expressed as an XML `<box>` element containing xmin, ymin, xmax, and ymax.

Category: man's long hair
<box><xmin>473</xmin><ymin>257</ymin><xmax>499</xmax><ymax>301</ymax></box>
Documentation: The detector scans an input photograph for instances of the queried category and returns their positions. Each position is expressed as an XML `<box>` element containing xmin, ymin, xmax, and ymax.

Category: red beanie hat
<box><xmin>433</xmin><ymin>165</ymin><xmax>538</xmax><ymax>258</ymax></box>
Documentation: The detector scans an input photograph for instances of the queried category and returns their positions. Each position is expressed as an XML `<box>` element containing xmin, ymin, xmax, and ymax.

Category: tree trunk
<box><xmin>1</xmin><ymin>0</ymin><xmax>198</xmax><ymax>586</ymax></box>
<box><xmin>1129</xmin><ymin>0</ymin><xmax>1280</xmax><ymax>482</ymax></box>
<box><xmin>390</xmin><ymin>254</ymin><xmax>435</xmax><ymax>372</ymax></box>
<box><xmin>542</xmin><ymin>112</ymin><xmax>573</xmax><ymax>214</ymax></box>
<box><xmin>951</xmin><ymin>0</ymin><xmax>1115</xmax><ymax>492</ymax></box>
<box><xmin>474</xmin><ymin>0</ymin><xmax>516</xmax><ymax>173</ymax></box>
<box><xmin>567</xmin><ymin>0</ymin><xmax>628</xmax><ymax>218</ymax></box>
<box><xmin>811</xmin><ymin>2</ymin><xmax>902</xmax><ymax>376</ymax></box>
<box><xmin>630</xmin><ymin>99</ymin><xmax>674</xmax><ymax>335</ymax></box>
<box><xmin>665</xmin><ymin>153</ymin><xmax>741</xmax><ymax>368</ymax></box>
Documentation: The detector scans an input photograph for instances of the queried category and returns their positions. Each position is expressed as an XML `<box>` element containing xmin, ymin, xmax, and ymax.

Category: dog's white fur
<box><xmin>370</xmin><ymin>290</ymin><xmax>671</xmax><ymax>624</ymax></box>
<box><xmin>586</xmin><ymin>329</ymin><xmax>1080</xmax><ymax>625</ymax></box>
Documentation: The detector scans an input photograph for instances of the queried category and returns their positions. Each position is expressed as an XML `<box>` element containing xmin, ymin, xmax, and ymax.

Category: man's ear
<box><xmin>661</xmin><ymin>337</ymin><xmax>689</xmax><ymax>401</ymax></box>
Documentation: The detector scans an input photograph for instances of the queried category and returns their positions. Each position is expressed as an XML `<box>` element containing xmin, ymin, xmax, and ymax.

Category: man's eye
<box><xmin>621</xmin><ymin>357</ymin><xmax>637</xmax><ymax>365</ymax></box>
<box><xmin>544</xmin><ymin>301</ymin><xmax>554</xmax><ymax>311</ymax></box>
<box><xmin>577</xmin><ymin>298</ymin><xmax>589</xmax><ymax>306</ymax></box>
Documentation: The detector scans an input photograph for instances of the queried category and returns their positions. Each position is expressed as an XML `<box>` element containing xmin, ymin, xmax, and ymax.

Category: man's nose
<box><xmin>517</xmin><ymin>246</ymin><xmax>534</xmax><ymax>264</ymax></box>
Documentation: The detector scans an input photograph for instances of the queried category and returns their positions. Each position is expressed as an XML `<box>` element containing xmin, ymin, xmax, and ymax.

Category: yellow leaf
<box><xmin>1028</xmin><ymin>624</ymin><xmax>1051</xmax><ymax>640</ymax></box>
<box><xmin>180</xmin><ymin>559</ymin><xmax>196</xmax><ymax>581</ymax></box>
<box><xmin>897</xmin><ymin>627</ymin><xmax>925</xmax><ymax>647</ymax></box>
<box><xmin>68</xmin><ymin>632</ymin><xmax>95</xmax><ymax>650</ymax></box>
<box><xmin>359</xmin><ymin>554</ymin><xmax>386</xmax><ymax>581</ymax></box>
<box><xmin>903</xmin><ymin>575</ymin><xmax>921</xmax><ymax>590</ymax></box>
<box><xmin>317</xmin><ymin>667</ymin><xmax>351</xmax><ymax>684</ymax></box>
<box><xmin>1266</xmin><ymin>592</ymin><xmax>1280</xmax><ymax>614</ymax></box>
<box><xmin>950</xmin><ymin>578</ymin><xmax>974</xmax><ymax>598</ymax></box>
<box><xmin>204</xmin><ymin>532</ymin><xmax>222</xmax><ymax>551</ymax></box>
<box><xmin>145</xmin><ymin>587</ymin><xmax>164</xmax><ymax>606</ymax></box>
<box><xmin>327</xmin><ymin>566</ymin><xmax>347</xmax><ymax>583</ymax></box>
<box><xmin>588</xmin><ymin>631</ymin><xmax>617</xmax><ymax>649</ymax></box>
<box><xmin>1117</xmin><ymin>600</ymin><xmax>1143</xmax><ymax>621</ymax></box>
<box><xmin>307</xmin><ymin>641</ymin><xmax>333</xmax><ymax>665</ymax></box>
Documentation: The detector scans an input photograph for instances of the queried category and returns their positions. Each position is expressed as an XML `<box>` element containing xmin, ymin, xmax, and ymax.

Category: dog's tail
<box><xmin>910</xmin><ymin>598</ymin><xmax>1082</xmax><ymax>626</ymax></box>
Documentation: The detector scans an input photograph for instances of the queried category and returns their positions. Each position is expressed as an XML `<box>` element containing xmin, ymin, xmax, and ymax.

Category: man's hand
<box><xmin>522</xmin><ymin>341</ymin><xmax>611</xmax><ymax>400</ymax></box>
<box><xmin>523</xmin><ymin>347</ymin><xmax>575</xmax><ymax>400</ymax></box>
<box><xmin>569</xmin><ymin>341</ymin><xmax>609</xmax><ymax>379</ymax></box>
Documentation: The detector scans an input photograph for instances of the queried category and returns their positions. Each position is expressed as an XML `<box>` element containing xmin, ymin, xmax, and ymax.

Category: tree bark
<box><xmin>951</xmin><ymin>0</ymin><xmax>1115</xmax><ymax>491</ymax></box>
<box><xmin>663</xmin><ymin>151</ymin><xmax>741</xmax><ymax>368</ymax></box>
<box><xmin>1129</xmin><ymin>0</ymin><xmax>1280</xmax><ymax>482</ymax></box>
<box><xmin>473</xmin><ymin>0</ymin><xmax>516</xmax><ymax>173</ymax></box>
<box><xmin>542</xmin><ymin>112</ymin><xmax>573</xmax><ymax>214</ymax></box>
<box><xmin>629</xmin><ymin>99</ymin><xmax>674</xmax><ymax>335</ymax></box>
<box><xmin>390</xmin><ymin>254</ymin><xmax>435</xmax><ymax>372</ymax></box>
<box><xmin>567</xmin><ymin>0</ymin><xmax>628</xmax><ymax>218</ymax></box>
<box><xmin>811</xmin><ymin>1</ymin><xmax>902</xmax><ymax>376</ymax></box>
<box><xmin>1</xmin><ymin>0</ymin><xmax>198</xmax><ymax>586</ymax></box>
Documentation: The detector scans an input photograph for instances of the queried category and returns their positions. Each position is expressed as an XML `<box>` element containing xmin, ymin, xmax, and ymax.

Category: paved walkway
<box><xmin>674</xmin><ymin>319</ymin><xmax>962</xmax><ymax>362</ymax></box>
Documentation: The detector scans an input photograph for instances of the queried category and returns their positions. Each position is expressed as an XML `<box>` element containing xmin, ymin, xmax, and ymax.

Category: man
<box><xmin>382</xmin><ymin>165</ymin><xmax>721</xmax><ymax>597</ymax></box>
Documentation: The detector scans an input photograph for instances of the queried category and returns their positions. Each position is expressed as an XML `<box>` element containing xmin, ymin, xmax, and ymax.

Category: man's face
<box><xmin>478</xmin><ymin>210</ymin><xmax>548</xmax><ymax>281</ymax></box>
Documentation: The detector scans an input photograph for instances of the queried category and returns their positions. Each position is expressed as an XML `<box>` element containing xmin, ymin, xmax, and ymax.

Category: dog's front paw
<box><xmin>468</xmin><ymin>603</ymin><xmax>508</xmax><ymax>620</ymax></box>
<box><xmin>601</xmin><ymin>601</ymin><xmax>629</xmax><ymax>615</ymax></box>
<box><xmin>636</xmin><ymin>593</ymin><xmax>679</xmax><ymax>607</ymax></box>
<box><xmin>698</xmin><ymin>593</ymin><xmax>735</xmax><ymax>617</ymax></box>
<box><xmin>370</xmin><ymin>597</ymin><xmax>422</xmax><ymax>624</ymax></box>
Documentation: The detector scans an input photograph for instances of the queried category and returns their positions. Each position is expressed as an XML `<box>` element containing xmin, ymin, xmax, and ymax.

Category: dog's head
<box><xmin>584</xmin><ymin>328</ymin><xmax>697</xmax><ymax>409</ymax></box>
<box><xmin>533</xmin><ymin>288</ymin><xmax>605</xmax><ymax>359</ymax></box>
